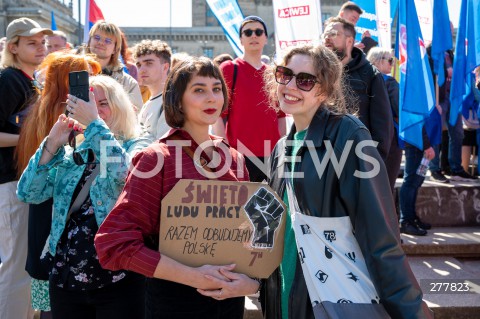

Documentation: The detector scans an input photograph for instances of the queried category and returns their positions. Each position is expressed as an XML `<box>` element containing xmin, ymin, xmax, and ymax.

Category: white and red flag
<box><xmin>272</xmin><ymin>0</ymin><xmax>323</xmax><ymax>59</ymax></box>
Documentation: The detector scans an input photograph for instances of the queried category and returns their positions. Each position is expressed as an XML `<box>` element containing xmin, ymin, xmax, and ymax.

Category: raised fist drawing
<box><xmin>244</xmin><ymin>187</ymin><xmax>284</xmax><ymax>248</ymax></box>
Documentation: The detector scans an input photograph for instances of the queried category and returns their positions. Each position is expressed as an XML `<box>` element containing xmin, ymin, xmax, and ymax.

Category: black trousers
<box><xmin>49</xmin><ymin>274</ymin><xmax>145</xmax><ymax>319</ymax></box>
<box><xmin>145</xmin><ymin>277</ymin><xmax>244</xmax><ymax>319</ymax></box>
<box><xmin>385</xmin><ymin>133</ymin><xmax>403</xmax><ymax>193</ymax></box>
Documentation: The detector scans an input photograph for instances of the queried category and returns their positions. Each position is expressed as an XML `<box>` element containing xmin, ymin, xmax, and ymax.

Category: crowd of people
<box><xmin>1</xmin><ymin>1</ymin><xmax>478</xmax><ymax>318</ymax></box>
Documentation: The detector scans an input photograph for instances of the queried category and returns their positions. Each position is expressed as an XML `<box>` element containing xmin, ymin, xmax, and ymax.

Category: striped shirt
<box><xmin>94</xmin><ymin>128</ymin><xmax>249</xmax><ymax>277</ymax></box>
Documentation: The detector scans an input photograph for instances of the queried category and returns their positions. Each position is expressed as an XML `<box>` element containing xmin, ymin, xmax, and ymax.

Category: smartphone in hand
<box><xmin>67</xmin><ymin>71</ymin><xmax>89</xmax><ymax>115</ymax></box>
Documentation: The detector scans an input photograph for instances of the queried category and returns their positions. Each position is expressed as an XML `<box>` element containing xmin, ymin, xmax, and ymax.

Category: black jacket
<box><xmin>261</xmin><ymin>108</ymin><xmax>433</xmax><ymax>319</ymax></box>
<box><xmin>344</xmin><ymin>47</ymin><xmax>393</xmax><ymax>162</ymax></box>
<box><xmin>384</xmin><ymin>76</ymin><xmax>399</xmax><ymax>126</ymax></box>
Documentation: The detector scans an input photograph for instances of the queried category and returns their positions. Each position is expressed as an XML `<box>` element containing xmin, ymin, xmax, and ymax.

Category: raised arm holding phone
<box><xmin>17</xmin><ymin>75</ymin><xmax>150</xmax><ymax>319</ymax></box>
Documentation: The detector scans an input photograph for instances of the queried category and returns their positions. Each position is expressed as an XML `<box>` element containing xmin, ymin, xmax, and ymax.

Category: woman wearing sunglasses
<box><xmin>94</xmin><ymin>57</ymin><xmax>260</xmax><ymax>319</ymax></box>
<box><xmin>366</xmin><ymin>47</ymin><xmax>402</xmax><ymax>193</ymax></box>
<box><xmin>261</xmin><ymin>45</ymin><xmax>432</xmax><ymax>318</ymax></box>
<box><xmin>17</xmin><ymin>75</ymin><xmax>150</xmax><ymax>319</ymax></box>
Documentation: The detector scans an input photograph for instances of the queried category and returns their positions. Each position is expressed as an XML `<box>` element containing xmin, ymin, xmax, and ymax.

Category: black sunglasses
<box><xmin>275</xmin><ymin>66</ymin><xmax>319</xmax><ymax>92</ymax></box>
<box><xmin>68</xmin><ymin>130</ymin><xmax>96</xmax><ymax>166</ymax></box>
<box><xmin>242</xmin><ymin>28</ymin><xmax>264</xmax><ymax>37</ymax></box>
<box><xmin>382</xmin><ymin>57</ymin><xmax>394</xmax><ymax>65</ymax></box>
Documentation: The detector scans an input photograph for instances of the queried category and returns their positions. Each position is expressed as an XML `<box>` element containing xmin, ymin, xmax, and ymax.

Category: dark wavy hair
<box><xmin>163</xmin><ymin>56</ymin><xmax>228</xmax><ymax>128</ymax></box>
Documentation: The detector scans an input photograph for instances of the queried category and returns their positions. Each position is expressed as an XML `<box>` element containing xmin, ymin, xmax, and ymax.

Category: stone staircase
<box><xmin>398</xmin><ymin>177</ymin><xmax>480</xmax><ymax>319</ymax></box>
<box><xmin>243</xmin><ymin>177</ymin><xmax>480</xmax><ymax>319</ymax></box>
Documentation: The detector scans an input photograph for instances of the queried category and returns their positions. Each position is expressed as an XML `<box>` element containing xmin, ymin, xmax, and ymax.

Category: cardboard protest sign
<box><xmin>159</xmin><ymin>179</ymin><xmax>286</xmax><ymax>278</ymax></box>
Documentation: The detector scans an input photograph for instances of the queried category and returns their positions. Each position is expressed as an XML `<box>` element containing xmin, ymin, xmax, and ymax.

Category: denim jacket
<box><xmin>17</xmin><ymin>118</ymin><xmax>150</xmax><ymax>255</ymax></box>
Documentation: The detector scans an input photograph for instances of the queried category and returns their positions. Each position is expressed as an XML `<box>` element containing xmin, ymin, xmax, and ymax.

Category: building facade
<box><xmin>0</xmin><ymin>0</ymin><xmax>346</xmax><ymax>59</ymax></box>
<box><xmin>124</xmin><ymin>0</ymin><xmax>346</xmax><ymax>58</ymax></box>
<box><xmin>0</xmin><ymin>0</ymin><xmax>79</xmax><ymax>44</ymax></box>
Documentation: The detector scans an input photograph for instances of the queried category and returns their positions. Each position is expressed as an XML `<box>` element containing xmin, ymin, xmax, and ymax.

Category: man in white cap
<box><xmin>0</xmin><ymin>17</ymin><xmax>52</xmax><ymax>319</ymax></box>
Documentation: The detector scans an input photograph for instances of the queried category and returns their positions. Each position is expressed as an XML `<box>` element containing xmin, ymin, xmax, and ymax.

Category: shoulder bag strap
<box><xmin>66</xmin><ymin>164</ymin><xmax>100</xmax><ymax>221</ymax></box>
<box><xmin>231</xmin><ymin>61</ymin><xmax>238</xmax><ymax>95</ymax></box>
<box><xmin>224</xmin><ymin>61</ymin><xmax>238</xmax><ymax>124</ymax></box>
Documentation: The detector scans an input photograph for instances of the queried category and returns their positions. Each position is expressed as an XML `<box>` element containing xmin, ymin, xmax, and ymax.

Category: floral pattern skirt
<box><xmin>31</xmin><ymin>279</ymin><xmax>50</xmax><ymax>311</ymax></box>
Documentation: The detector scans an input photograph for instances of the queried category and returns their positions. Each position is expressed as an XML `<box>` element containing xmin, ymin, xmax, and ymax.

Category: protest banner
<box><xmin>273</xmin><ymin>0</ymin><xmax>323</xmax><ymax>58</ymax></box>
<box><xmin>159</xmin><ymin>179</ymin><xmax>286</xmax><ymax>278</ymax></box>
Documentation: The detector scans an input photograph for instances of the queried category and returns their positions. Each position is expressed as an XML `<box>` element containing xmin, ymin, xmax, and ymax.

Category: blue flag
<box><xmin>431</xmin><ymin>0</ymin><xmax>452</xmax><ymax>87</ymax></box>
<box><xmin>398</xmin><ymin>0</ymin><xmax>435</xmax><ymax>150</ymax></box>
<box><xmin>449</xmin><ymin>0</ymin><xmax>480</xmax><ymax>126</ymax></box>
<box><xmin>206</xmin><ymin>0</ymin><xmax>244</xmax><ymax>57</ymax></box>
<box><xmin>51</xmin><ymin>11</ymin><xmax>57</xmax><ymax>31</ymax></box>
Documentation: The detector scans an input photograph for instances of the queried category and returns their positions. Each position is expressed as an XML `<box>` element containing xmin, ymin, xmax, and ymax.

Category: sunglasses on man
<box><xmin>68</xmin><ymin>130</ymin><xmax>96</xmax><ymax>166</ymax></box>
<box><xmin>242</xmin><ymin>29</ymin><xmax>265</xmax><ymax>37</ymax></box>
<box><xmin>274</xmin><ymin>66</ymin><xmax>319</xmax><ymax>92</ymax></box>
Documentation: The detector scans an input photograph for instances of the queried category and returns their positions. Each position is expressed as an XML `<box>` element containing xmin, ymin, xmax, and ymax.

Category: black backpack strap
<box><xmin>225</xmin><ymin>61</ymin><xmax>238</xmax><ymax>124</ymax></box>
<box><xmin>231</xmin><ymin>61</ymin><xmax>238</xmax><ymax>95</ymax></box>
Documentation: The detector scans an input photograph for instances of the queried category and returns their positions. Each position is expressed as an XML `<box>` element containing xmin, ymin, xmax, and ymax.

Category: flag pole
<box><xmin>78</xmin><ymin>0</ymin><xmax>82</xmax><ymax>44</ymax></box>
<box><xmin>169</xmin><ymin>0</ymin><xmax>173</xmax><ymax>47</ymax></box>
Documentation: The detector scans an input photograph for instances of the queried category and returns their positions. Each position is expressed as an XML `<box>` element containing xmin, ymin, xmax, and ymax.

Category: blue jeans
<box><xmin>429</xmin><ymin>114</ymin><xmax>464</xmax><ymax>172</ymax></box>
<box><xmin>399</xmin><ymin>145</ymin><xmax>425</xmax><ymax>223</ymax></box>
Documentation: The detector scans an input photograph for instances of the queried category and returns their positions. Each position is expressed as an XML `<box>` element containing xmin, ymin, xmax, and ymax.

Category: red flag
<box><xmin>83</xmin><ymin>0</ymin><xmax>105</xmax><ymax>43</ymax></box>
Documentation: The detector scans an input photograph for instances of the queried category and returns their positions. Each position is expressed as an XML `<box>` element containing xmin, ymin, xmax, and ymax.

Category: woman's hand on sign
<box><xmin>194</xmin><ymin>264</ymin><xmax>234</xmax><ymax>287</ymax></box>
<box><xmin>153</xmin><ymin>255</ymin><xmax>234</xmax><ymax>290</ymax></box>
<box><xmin>197</xmin><ymin>267</ymin><xmax>259</xmax><ymax>300</ymax></box>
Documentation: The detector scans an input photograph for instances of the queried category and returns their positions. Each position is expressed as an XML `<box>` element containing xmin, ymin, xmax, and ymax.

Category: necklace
<box><xmin>194</xmin><ymin>156</ymin><xmax>208</xmax><ymax>168</ymax></box>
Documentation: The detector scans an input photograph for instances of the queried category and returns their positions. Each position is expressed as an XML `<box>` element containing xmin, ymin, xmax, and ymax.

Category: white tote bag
<box><xmin>285</xmin><ymin>181</ymin><xmax>390</xmax><ymax>318</ymax></box>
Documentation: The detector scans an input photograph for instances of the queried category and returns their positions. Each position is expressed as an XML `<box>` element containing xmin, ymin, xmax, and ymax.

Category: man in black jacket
<box><xmin>323</xmin><ymin>17</ymin><xmax>393</xmax><ymax>162</ymax></box>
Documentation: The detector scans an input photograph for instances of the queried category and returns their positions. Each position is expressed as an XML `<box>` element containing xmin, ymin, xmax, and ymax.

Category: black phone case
<box><xmin>69</xmin><ymin>71</ymin><xmax>89</xmax><ymax>102</ymax></box>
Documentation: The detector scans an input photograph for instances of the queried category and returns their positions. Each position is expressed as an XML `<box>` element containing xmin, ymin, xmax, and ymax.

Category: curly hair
<box><xmin>264</xmin><ymin>45</ymin><xmax>348</xmax><ymax>115</ymax></box>
<box><xmin>133</xmin><ymin>39</ymin><xmax>172</xmax><ymax>65</ymax></box>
